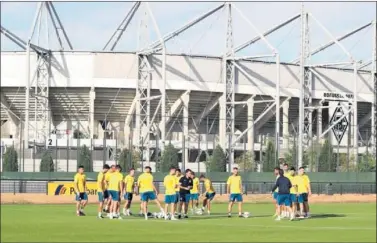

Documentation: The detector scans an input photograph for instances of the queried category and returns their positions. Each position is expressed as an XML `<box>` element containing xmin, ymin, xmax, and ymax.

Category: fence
<box><xmin>1</xmin><ymin>120</ymin><xmax>376</xmax><ymax>173</ymax></box>
<box><xmin>1</xmin><ymin>180</ymin><xmax>375</xmax><ymax>195</ymax></box>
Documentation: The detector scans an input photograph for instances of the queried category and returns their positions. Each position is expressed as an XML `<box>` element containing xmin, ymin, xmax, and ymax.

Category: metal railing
<box><xmin>1</xmin><ymin>180</ymin><xmax>375</xmax><ymax>195</ymax></box>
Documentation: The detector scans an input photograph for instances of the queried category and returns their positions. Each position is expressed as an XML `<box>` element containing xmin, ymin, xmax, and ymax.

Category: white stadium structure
<box><xmin>1</xmin><ymin>2</ymin><xmax>376</xmax><ymax>172</ymax></box>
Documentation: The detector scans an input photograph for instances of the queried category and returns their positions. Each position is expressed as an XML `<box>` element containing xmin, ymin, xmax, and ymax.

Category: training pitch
<box><xmin>1</xmin><ymin>203</ymin><xmax>376</xmax><ymax>242</ymax></box>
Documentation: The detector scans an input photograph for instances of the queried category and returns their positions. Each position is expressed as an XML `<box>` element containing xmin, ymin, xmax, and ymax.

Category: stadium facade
<box><xmin>1</xmin><ymin>2</ymin><xmax>376</xmax><ymax>172</ymax></box>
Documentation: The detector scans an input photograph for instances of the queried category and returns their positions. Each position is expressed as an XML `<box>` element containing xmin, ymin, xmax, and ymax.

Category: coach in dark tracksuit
<box><xmin>271</xmin><ymin>169</ymin><xmax>294</xmax><ymax>220</ymax></box>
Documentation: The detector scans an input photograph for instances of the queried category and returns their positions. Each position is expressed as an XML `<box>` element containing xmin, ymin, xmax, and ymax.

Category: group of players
<box><xmin>272</xmin><ymin>163</ymin><xmax>312</xmax><ymax>221</ymax></box>
<box><xmin>72</xmin><ymin>162</ymin><xmax>311</xmax><ymax>221</ymax></box>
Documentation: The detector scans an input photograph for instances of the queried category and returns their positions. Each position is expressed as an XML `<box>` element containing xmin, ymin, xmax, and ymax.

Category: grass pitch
<box><xmin>1</xmin><ymin>203</ymin><xmax>376</xmax><ymax>242</ymax></box>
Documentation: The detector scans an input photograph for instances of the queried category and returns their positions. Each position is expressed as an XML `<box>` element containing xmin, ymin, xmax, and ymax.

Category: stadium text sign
<box><xmin>48</xmin><ymin>181</ymin><xmax>98</xmax><ymax>196</ymax></box>
<box><xmin>323</xmin><ymin>92</ymin><xmax>353</xmax><ymax>100</ymax></box>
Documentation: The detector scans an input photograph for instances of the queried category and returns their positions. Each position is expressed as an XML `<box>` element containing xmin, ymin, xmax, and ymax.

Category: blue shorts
<box><xmin>175</xmin><ymin>192</ymin><xmax>180</xmax><ymax>203</ymax></box>
<box><xmin>141</xmin><ymin>191</ymin><xmax>156</xmax><ymax>202</ymax></box>
<box><xmin>124</xmin><ymin>192</ymin><xmax>133</xmax><ymax>201</ymax></box>
<box><xmin>190</xmin><ymin>193</ymin><xmax>199</xmax><ymax>200</ymax></box>
<box><xmin>297</xmin><ymin>194</ymin><xmax>304</xmax><ymax>203</ymax></box>
<box><xmin>229</xmin><ymin>193</ymin><xmax>243</xmax><ymax>202</ymax></box>
<box><xmin>273</xmin><ymin>192</ymin><xmax>278</xmax><ymax>201</ymax></box>
<box><xmin>75</xmin><ymin>192</ymin><xmax>88</xmax><ymax>201</ymax></box>
<box><xmin>179</xmin><ymin>193</ymin><xmax>191</xmax><ymax>203</ymax></box>
<box><xmin>302</xmin><ymin>193</ymin><xmax>308</xmax><ymax>202</ymax></box>
<box><xmin>290</xmin><ymin>194</ymin><xmax>298</xmax><ymax>204</ymax></box>
<box><xmin>277</xmin><ymin>194</ymin><xmax>291</xmax><ymax>206</ymax></box>
<box><xmin>205</xmin><ymin>192</ymin><xmax>216</xmax><ymax>201</ymax></box>
<box><xmin>98</xmin><ymin>192</ymin><xmax>105</xmax><ymax>202</ymax></box>
<box><xmin>108</xmin><ymin>190</ymin><xmax>119</xmax><ymax>201</ymax></box>
<box><xmin>165</xmin><ymin>194</ymin><xmax>177</xmax><ymax>204</ymax></box>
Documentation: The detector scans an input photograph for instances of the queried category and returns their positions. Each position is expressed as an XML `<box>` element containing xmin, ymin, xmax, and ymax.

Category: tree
<box><xmin>3</xmin><ymin>146</ymin><xmax>18</xmax><ymax>172</ymax></box>
<box><xmin>78</xmin><ymin>145</ymin><xmax>91</xmax><ymax>171</ymax></box>
<box><xmin>207</xmin><ymin>145</ymin><xmax>226</xmax><ymax>172</ymax></box>
<box><xmin>118</xmin><ymin>147</ymin><xmax>140</xmax><ymax>172</ymax></box>
<box><xmin>159</xmin><ymin>143</ymin><xmax>179</xmax><ymax>172</ymax></box>
<box><xmin>263</xmin><ymin>140</ymin><xmax>276</xmax><ymax>172</ymax></box>
<box><xmin>40</xmin><ymin>151</ymin><xmax>54</xmax><ymax>172</ymax></box>
<box><xmin>318</xmin><ymin>139</ymin><xmax>336</xmax><ymax>172</ymax></box>
<box><xmin>358</xmin><ymin>152</ymin><xmax>376</xmax><ymax>172</ymax></box>
<box><xmin>235</xmin><ymin>151</ymin><xmax>255</xmax><ymax>172</ymax></box>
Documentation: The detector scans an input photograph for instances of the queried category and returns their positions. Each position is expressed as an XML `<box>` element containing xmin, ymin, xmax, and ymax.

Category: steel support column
<box><xmin>298</xmin><ymin>8</ymin><xmax>311</xmax><ymax>168</ymax></box>
<box><xmin>372</xmin><ymin>20</ymin><xmax>377</xmax><ymax>156</ymax></box>
<box><xmin>224</xmin><ymin>3</ymin><xmax>235</xmax><ymax>169</ymax></box>
<box><xmin>353</xmin><ymin>62</ymin><xmax>358</xmax><ymax>164</ymax></box>
<box><xmin>89</xmin><ymin>87</ymin><xmax>95</xmax><ymax>140</ymax></box>
<box><xmin>247</xmin><ymin>98</ymin><xmax>254</xmax><ymax>157</ymax></box>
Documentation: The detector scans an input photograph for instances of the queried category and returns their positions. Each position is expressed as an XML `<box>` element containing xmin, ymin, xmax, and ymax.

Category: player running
<box><xmin>107</xmin><ymin>165</ymin><xmax>124</xmax><ymax>219</ymax></box>
<box><xmin>227</xmin><ymin>167</ymin><xmax>243</xmax><ymax>217</ymax></box>
<box><xmin>74</xmin><ymin>165</ymin><xmax>88</xmax><ymax>216</ymax></box>
<box><xmin>199</xmin><ymin>174</ymin><xmax>216</xmax><ymax>215</ymax></box>
<box><xmin>97</xmin><ymin>164</ymin><xmax>110</xmax><ymax>219</ymax></box>
<box><xmin>271</xmin><ymin>169</ymin><xmax>294</xmax><ymax>221</ymax></box>
<box><xmin>122</xmin><ymin>168</ymin><xmax>135</xmax><ymax>216</ymax></box>
<box><xmin>137</xmin><ymin>166</ymin><xmax>165</xmax><ymax>220</ymax></box>
<box><xmin>299</xmin><ymin>167</ymin><xmax>312</xmax><ymax>218</ymax></box>
<box><xmin>178</xmin><ymin>169</ymin><xmax>193</xmax><ymax>219</ymax></box>
<box><xmin>190</xmin><ymin>172</ymin><xmax>200</xmax><ymax>214</ymax></box>
<box><xmin>163</xmin><ymin>167</ymin><xmax>178</xmax><ymax>220</ymax></box>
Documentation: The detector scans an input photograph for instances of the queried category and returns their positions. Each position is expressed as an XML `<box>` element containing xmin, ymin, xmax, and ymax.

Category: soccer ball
<box><xmin>195</xmin><ymin>209</ymin><xmax>203</xmax><ymax>215</ymax></box>
<box><xmin>242</xmin><ymin>212</ymin><xmax>251</xmax><ymax>218</ymax></box>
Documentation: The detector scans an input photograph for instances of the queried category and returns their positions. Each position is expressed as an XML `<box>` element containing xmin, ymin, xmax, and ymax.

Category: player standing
<box><xmin>107</xmin><ymin>165</ymin><xmax>124</xmax><ymax>219</ymax></box>
<box><xmin>163</xmin><ymin>167</ymin><xmax>178</xmax><ymax>220</ymax></box>
<box><xmin>271</xmin><ymin>169</ymin><xmax>294</xmax><ymax>221</ymax></box>
<box><xmin>174</xmin><ymin>169</ymin><xmax>183</xmax><ymax>215</ymax></box>
<box><xmin>272</xmin><ymin>167</ymin><xmax>280</xmax><ymax>217</ymax></box>
<box><xmin>103</xmin><ymin>165</ymin><xmax>116</xmax><ymax>213</ymax></box>
<box><xmin>281</xmin><ymin>163</ymin><xmax>290</xmax><ymax>217</ymax></box>
<box><xmin>74</xmin><ymin>165</ymin><xmax>88</xmax><ymax>216</ymax></box>
<box><xmin>227</xmin><ymin>167</ymin><xmax>243</xmax><ymax>217</ymax></box>
<box><xmin>299</xmin><ymin>167</ymin><xmax>312</xmax><ymax>218</ymax></box>
<box><xmin>199</xmin><ymin>174</ymin><xmax>215</xmax><ymax>215</ymax></box>
<box><xmin>190</xmin><ymin>172</ymin><xmax>200</xmax><ymax>214</ymax></box>
<box><xmin>97</xmin><ymin>164</ymin><xmax>110</xmax><ymax>219</ymax></box>
<box><xmin>178</xmin><ymin>169</ymin><xmax>193</xmax><ymax>219</ymax></box>
<box><xmin>287</xmin><ymin>167</ymin><xmax>298</xmax><ymax>216</ymax></box>
<box><xmin>138</xmin><ymin>166</ymin><xmax>165</xmax><ymax>220</ymax></box>
<box><xmin>122</xmin><ymin>168</ymin><xmax>135</xmax><ymax>216</ymax></box>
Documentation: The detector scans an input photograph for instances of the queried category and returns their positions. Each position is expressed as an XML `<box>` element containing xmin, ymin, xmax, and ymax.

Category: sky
<box><xmin>1</xmin><ymin>1</ymin><xmax>376</xmax><ymax>64</ymax></box>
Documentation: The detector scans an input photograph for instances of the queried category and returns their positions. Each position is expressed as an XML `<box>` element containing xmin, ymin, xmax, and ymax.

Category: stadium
<box><xmin>0</xmin><ymin>1</ymin><xmax>376</xmax><ymax>242</ymax></box>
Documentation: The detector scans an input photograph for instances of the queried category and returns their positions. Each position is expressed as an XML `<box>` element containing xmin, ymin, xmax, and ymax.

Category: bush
<box><xmin>235</xmin><ymin>151</ymin><xmax>255</xmax><ymax>172</ymax></box>
<box><xmin>206</xmin><ymin>145</ymin><xmax>226</xmax><ymax>172</ymax></box>
<box><xmin>3</xmin><ymin>146</ymin><xmax>18</xmax><ymax>172</ymax></box>
<box><xmin>263</xmin><ymin>140</ymin><xmax>276</xmax><ymax>172</ymax></box>
<box><xmin>358</xmin><ymin>152</ymin><xmax>376</xmax><ymax>172</ymax></box>
<box><xmin>78</xmin><ymin>145</ymin><xmax>91</xmax><ymax>171</ymax></box>
<box><xmin>40</xmin><ymin>151</ymin><xmax>54</xmax><ymax>172</ymax></box>
<box><xmin>159</xmin><ymin>143</ymin><xmax>179</xmax><ymax>172</ymax></box>
<box><xmin>118</xmin><ymin>148</ymin><xmax>140</xmax><ymax>172</ymax></box>
<box><xmin>318</xmin><ymin>139</ymin><xmax>336</xmax><ymax>172</ymax></box>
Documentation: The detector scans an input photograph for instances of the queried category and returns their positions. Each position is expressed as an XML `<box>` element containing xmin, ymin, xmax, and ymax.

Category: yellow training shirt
<box><xmin>138</xmin><ymin>173</ymin><xmax>154</xmax><ymax>193</ymax></box>
<box><xmin>302</xmin><ymin>174</ymin><xmax>310</xmax><ymax>191</ymax></box>
<box><xmin>164</xmin><ymin>175</ymin><xmax>177</xmax><ymax>195</ymax></box>
<box><xmin>226</xmin><ymin>175</ymin><xmax>242</xmax><ymax>194</ymax></box>
<box><xmin>124</xmin><ymin>175</ymin><xmax>135</xmax><ymax>193</ymax></box>
<box><xmin>97</xmin><ymin>172</ymin><xmax>105</xmax><ymax>192</ymax></box>
<box><xmin>287</xmin><ymin>175</ymin><xmax>297</xmax><ymax>194</ymax></box>
<box><xmin>190</xmin><ymin>177</ymin><xmax>199</xmax><ymax>194</ymax></box>
<box><xmin>108</xmin><ymin>172</ymin><xmax>123</xmax><ymax>192</ymax></box>
<box><xmin>74</xmin><ymin>173</ymin><xmax>86</xmax><ymax>193</ymax></box>
<box><xmin>204</xmin><ymin>178</ymin><xmax>215</xmax><ymax>194</ymax></box>
<box><xmin>296</xmin><ymin>175</ymin><xmax>308</xmax><ymax>193</ymax></box>
<box><xmin>175</xmin><ymin>175</ymin><xmax>183</xmax><ymax>192</ymax></box>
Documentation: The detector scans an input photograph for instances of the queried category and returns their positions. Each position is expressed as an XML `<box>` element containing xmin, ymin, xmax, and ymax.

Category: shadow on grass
<box><xmin>296</xmin><ymin>214</ymin><xmax>347</xmax><ymax>220</ymax></box>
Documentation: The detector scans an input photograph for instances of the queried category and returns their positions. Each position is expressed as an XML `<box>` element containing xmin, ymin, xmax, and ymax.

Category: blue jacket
<box><xmin>271</xmin><ymin>176</ymin><xmax>292</xmax><ymax>194</ymax></box>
